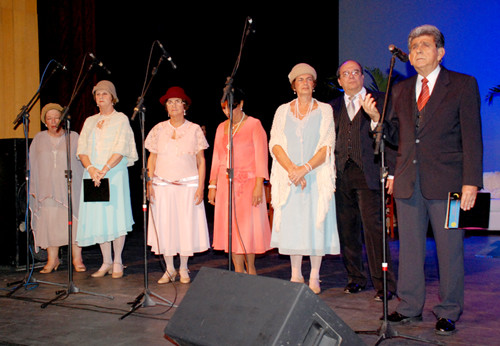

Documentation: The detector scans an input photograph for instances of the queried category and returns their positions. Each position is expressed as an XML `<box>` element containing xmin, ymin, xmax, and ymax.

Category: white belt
<box><xmin>152</xmin><ymin>175</ymin><xmax>199</xmax><ymax>187</ymax></box>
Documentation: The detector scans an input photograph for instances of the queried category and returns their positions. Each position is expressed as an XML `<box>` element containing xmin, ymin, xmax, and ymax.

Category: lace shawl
<box><xmin>77</xmin><ymin>111</ymin><xmax>138</xmax><ymax>166</ymax></box>
<box><xmin>269</xmin><ymin>100</ymin><xmax>336</xmax><ymax>231</ymax></box>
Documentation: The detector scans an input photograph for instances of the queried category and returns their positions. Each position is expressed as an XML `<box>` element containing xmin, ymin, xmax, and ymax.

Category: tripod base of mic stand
<box><xmin>357</xmin><ymin>320</ymin><xmax>444</xmax><ymax>345</ymax></box>
<box><xmin>41</xmin><ymin>281</ymin><xmax>114</xmax><ymax>309</ymax></box>
<box><xmin>6</xmin><ymin>275</ymin><xmax>66</xmax><ymax>297</ymax></box>
<box><xmin>120</xmin><ymin>288</ymin><xmax>176</xmax><ymax>320</ymax></box>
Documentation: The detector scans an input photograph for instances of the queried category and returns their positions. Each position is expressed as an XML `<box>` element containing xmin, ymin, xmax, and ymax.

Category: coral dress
<box><xmin>145</xmin><ymin>120</ymin><xmax>210</xmax><ymax>256</ymax></box>
<box><xmin>210</xmin><ymin>116</ymin><xmax>272</xmax><ymax>254</ymax></box>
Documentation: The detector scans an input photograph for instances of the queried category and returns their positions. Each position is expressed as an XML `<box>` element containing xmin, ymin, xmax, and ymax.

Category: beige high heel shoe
<box><xmin>157</xmin><ymin>270</ymin><xmax>177</xmax><ymax>284</ymax></box>
<box><xmin>73</xmin><ymin>261</ymin><xmax>87</xmax><ymax>272</ymax></box>
<box><xmin>40</xmin><ymin>259</ymin><xmax>61</xmax><ymax>274</ymax></box>
<box><xmin>91</xmin><ymin>263</ymin><xmax>113</xmax><ymax>278</ymax></box>
<box><xmin>309</xmin><ymin>277</ymin><xmax>321</xmax><ymax>295</ymax></box>
<box><xmin>290</xmin><ymin>276</ymin><xmax>305</xmax><ymax>283</ymax></box>
<box><xmin>179</xmin><ymin>269</ymin><xmax>190</xmax><ymax>284</ymax></box>
<box><xmin>112</xmin><ymin>263</ymin><xmax>125</xmax><ymax>279</ymax></box>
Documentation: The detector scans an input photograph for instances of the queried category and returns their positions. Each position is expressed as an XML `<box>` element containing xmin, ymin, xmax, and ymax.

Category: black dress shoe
<box><xmin>435</xmin><ymin>318</ymin><xmax>456</xmax><ymax>336</ymax></box>
<box><xmin>374</xmin><ymin>290</ymin><xmax>395</xmax><ymax>302</ymax></box>
<box><xmin>386</xmin><ymin>311</ymin><xmax>422</xmax><ymax>324</ymax></box>
<box><xmin>344</xmin><ymin>283</ymin><xmax>365</xmax><ymax>294</ymax></box>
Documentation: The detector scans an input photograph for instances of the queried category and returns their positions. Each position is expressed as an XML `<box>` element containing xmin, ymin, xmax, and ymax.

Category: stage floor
<box><xmin>1</xmin><ymin>229</ymin><xmax>499</xmax><ymax>345</ymax></box>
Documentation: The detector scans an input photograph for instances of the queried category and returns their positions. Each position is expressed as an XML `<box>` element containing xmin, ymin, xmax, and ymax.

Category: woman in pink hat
<box><xmin>145</xmin><ymin>86</ymin><xmax>210</xmax><ymax>284</ymax></box>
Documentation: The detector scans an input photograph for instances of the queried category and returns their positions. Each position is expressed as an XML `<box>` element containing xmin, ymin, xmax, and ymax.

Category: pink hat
<box><xmin>159</xmin><ymin>86</ymin><xmax>191</xmax><ymax>106</ymax></box>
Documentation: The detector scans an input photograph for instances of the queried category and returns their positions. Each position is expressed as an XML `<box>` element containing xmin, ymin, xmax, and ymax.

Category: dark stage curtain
<box><xmin>37</xmin><ymin>0</ymin><xmax>98</xmax><ymax>133</ymax></box>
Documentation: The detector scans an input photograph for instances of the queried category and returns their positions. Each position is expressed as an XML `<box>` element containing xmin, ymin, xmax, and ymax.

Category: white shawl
<box><xmin>269</xmin><ymin>100</ymin><xmax>336</xmax><ymax>231</ymax></box>
<box><xmin>77</xmin><ymin>111</ymin><xmax>138</xmax><ymax>166</ymax></box>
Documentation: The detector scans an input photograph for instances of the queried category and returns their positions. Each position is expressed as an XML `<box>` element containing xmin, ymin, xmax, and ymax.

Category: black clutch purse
<box><xmin>83</xmin><ymin>178</ymin><xmax>110</xmax><ymax>202</ymax></box>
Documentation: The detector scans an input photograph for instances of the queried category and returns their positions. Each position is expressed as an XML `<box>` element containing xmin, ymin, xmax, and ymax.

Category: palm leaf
<box><xmin>486</xmin><ymin>85</ymin><xmax>500</xmax><ymax>104</ymax></box>
<box><xmin>364</xmin><ymin>67</ymin><xmax>388</xmax><ymax>92</ymax></box>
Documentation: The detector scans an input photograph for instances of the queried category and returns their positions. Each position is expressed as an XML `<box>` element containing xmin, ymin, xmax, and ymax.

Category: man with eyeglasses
<box><xmin>363</xmin><ymin>24</ymin><xmax>483</xmax><ymax>336</ymax></box>
<box><xmin>329</xmin><ymin>60</ymin><xmax>397</xmax><ymax>303</ymax></box>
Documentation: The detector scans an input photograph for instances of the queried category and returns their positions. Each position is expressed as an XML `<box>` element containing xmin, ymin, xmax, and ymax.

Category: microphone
<box><xmin>130</xmin><ymin>97</ymin><xmax>145</xmax><ymax>121</ymax></box>
<box><xmin>246</xmin><ymin>16</ymin><xmax>255</xmax><ymax>34</ymax></box>
<box><xmin>156</xmin><ymin>41</ymin><xmax>177</xmax><ymax>69</ymax></box>
<box><xmin>89</xmin><ymin>53</ymin><xmax>111</xmax><ymax>74</ymax></box>
<box><xmin>388</xmin><ymin>44</ymin><xmax>409</xmax><ymax>62</ymax></box>
<box><xmin>54</xmin><ymin>60</ymin><xmax>67</xmax><ymax>71</ymax></box>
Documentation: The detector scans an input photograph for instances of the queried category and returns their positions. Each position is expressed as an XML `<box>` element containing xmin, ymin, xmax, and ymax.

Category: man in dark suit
<box><xmin>363</xmin><ymin>25</ymin><xmax>483</xmax><ymax>336</ymax></box>
<box><xmin>329</xmin><ymin>60</ymin><xmax>397</xmax><ymax>302</ymax></box>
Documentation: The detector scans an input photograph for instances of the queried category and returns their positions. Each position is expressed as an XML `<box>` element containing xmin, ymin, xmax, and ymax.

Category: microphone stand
<box><xmin>357</xmin><ymin>55</ymin><xmax>441</xmax><ymax>345</ymax></box>
<box><xmin>121</xmin><ymin>44</ymin><xmax>176</xmax><ymax>320</ymax></box>
<box><xmin>41</xmin><ymin>56</ymin><xmax>114</xmax><ymax>308</ymax></box>
<box><xmin>7</xmin><ymin>61</ymin><xmax>65</xmax><ymax>296</ymax></box>
<box><xmin>220</xmin><ymin>16</ymin><xmax>253</xmax><ymax>272</ymax></box>
<box><xmin>222</xmin><ymin>78</ymin><xmax>235</xmax><ymax>270</ymax></box>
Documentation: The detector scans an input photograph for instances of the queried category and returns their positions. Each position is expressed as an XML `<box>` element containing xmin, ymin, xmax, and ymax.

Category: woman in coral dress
<box><xmin>146</xmin><ymin>86</ymin><xmax>210</xmax><ymax>284</ymax></box>
<box><xmin>208</xmin><ymin>89</ymin><xmax>271</xmax><ymax>274</ymax></box>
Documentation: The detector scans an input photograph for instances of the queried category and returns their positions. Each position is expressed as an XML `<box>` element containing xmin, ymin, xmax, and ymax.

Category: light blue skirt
<box><xmin>270</xmin><ymin>171</ymin><xmax>339</xmax><ymax>256</ymax></box>
<box><xmin>76</xmin><ymin>159</ymin><xmax>134</xmax><ymax>246</ymax></box>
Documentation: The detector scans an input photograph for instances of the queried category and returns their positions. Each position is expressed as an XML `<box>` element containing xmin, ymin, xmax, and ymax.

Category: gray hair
<box><xmin>407</xmin><ymin>25</ymin><xmax>445</xmax><ymax>51</ymax></box>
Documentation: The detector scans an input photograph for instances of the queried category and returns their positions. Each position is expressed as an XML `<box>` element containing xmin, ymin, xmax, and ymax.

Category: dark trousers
<box><xmin>395</xmin><ymin>173</ymin><xmax>464</xmax><ymax>321</ymax></box>
<box><xmin>335</xmin><ymin>160</ymin><xmax>396</xmax><ymax>292</ymax></box>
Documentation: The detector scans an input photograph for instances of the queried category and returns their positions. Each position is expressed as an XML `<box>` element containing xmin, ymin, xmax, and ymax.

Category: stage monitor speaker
<box><xmin>164</xmin><ymin>267</ymin><xmax>365</xmax><ymax>346</ymax></box>
<box><xmin>0</xmin><ymin>138</ymin><xmax>30</xmax><ymax>267</ymax></box>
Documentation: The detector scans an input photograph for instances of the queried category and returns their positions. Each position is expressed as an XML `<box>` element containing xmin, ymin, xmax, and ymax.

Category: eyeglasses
<box><xmin>340</xmin><ymin>70</ymin><xmax>362</xmax><ymax>78</ymax></box>
<box><xmin>166</xmin><ymin>99</ymin><xmax>184</xmax><ymax>106</ymax></box>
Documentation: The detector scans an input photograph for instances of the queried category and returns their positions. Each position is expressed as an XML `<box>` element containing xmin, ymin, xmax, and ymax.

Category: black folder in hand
<box><xmin>445</xmin><ymin>192</ymin><xmax>491</xmax><ymax>229</ymax></box>
<box><xmin>83</xmin><ymin>178</ymin><xmax>110</xmax><ymax>202</ymax></box>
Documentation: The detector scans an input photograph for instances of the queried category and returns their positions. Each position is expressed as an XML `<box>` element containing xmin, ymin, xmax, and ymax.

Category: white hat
<box><xmin>288</xmin><ymin>63</ymin><xmax>317</xmax><ymax>84</ymax></box>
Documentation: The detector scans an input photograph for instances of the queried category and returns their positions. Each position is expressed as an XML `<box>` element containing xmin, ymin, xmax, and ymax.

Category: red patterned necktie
<box><xmin>417</xmin><ymin>77</ymin><xmax>430</xmax><ymax>111</ymax></box>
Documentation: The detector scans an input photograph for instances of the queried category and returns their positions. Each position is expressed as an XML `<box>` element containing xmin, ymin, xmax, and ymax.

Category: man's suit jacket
<box><xmin>330</xmin><ymin>90</ymin><xmax>396</xmax><ymax>190</ymax></box>
<box><xmin>386</xmin><ymin>67</ymin><xmax>483</xmax><ymax>200</ymax></box>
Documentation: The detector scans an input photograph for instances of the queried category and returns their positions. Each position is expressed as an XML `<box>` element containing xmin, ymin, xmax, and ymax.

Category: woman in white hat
<box><xmin>269</xmin><ymin>63</ymin><xmax>340</xmax><ymax>294</ymax></box>
<box><xmin>76</xmin><ymin>80</ymin><xmax>138</xmax><ymax>278</ymax></box>
<box><xmin>29</xmin><ymin>103</ymin><xmax>85</xmax><ymax>273</ymax></box>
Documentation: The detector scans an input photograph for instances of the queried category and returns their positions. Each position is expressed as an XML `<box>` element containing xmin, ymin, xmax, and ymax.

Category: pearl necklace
<box><xmin>295</xmin><ymin>98</ymin><xmax>314</xmax><ymax>119</ymax></box>
<box><xmin>231</xmin><ymin>113</ymin><xmax>246</xmax><ymax>135</ymax></box>
<box><xmin>226</xmin><ymin>113</ymin><xmax>246</xmax><ymax>153</ymax></box>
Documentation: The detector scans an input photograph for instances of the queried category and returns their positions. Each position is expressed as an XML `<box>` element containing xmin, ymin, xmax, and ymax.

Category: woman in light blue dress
<box><xmin>76</xmin><ymin>80</ymin><xmax>138</xmax><ymax>279</ymax></box>
<box><xmin>269</xmin><ymin>63</ymin><xmax>340</xmax><ymax>294</ymax></box>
